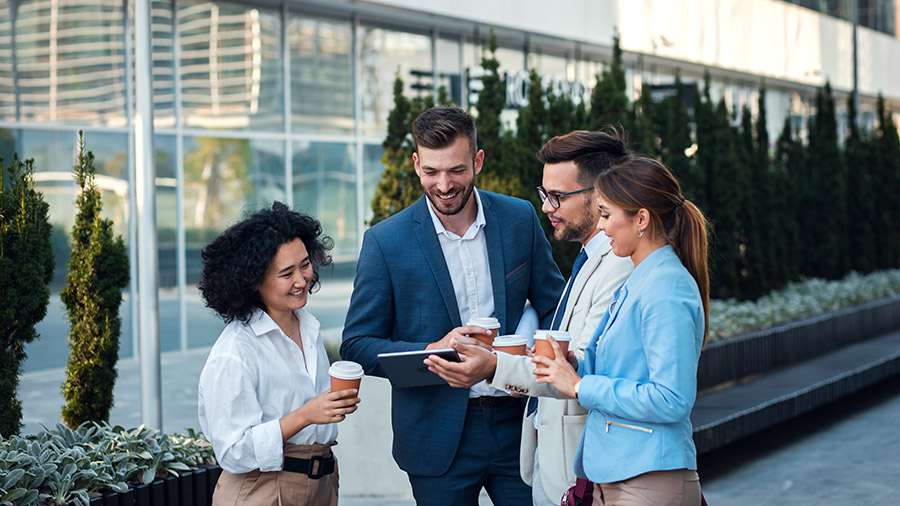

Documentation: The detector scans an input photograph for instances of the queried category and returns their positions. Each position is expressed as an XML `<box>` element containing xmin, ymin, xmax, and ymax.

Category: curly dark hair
<box><xmin>198</xmin><ymin>202</ymin><xmax>333</xmax><ymax>324</ymax></box>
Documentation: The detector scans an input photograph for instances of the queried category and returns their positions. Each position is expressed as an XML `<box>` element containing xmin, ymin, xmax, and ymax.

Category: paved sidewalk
<box><xmin>20</xmin><ymin>348</ymin><xmax>900</xmax><ymax>505</ymax></box>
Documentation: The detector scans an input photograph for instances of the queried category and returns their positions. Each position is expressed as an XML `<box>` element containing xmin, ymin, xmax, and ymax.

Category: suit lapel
<box><xmin>481</xmin><ymin>195</ymin><xmax>508</xmax><ymax>331</ymax></box>
<box><xmin>412</xmin><ymin>198</ymin><xmax>462</xmax><ymax>327</ymax></box>
<box><xmin>600</xmin><ymin>282</ymin><xmax>628</xmax><ymax>338</ymax></box>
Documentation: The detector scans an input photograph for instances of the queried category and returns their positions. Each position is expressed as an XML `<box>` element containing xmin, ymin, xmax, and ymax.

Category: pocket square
<box><xmin>505</xmin><ymin>262</ymin><xmax>527</xmax><ymax>279</ymax></box>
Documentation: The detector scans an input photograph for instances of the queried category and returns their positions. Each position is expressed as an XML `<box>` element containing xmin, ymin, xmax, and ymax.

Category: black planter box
<box><xmin>148</xmin><ymin>480</ymin><xmax>165</xmax><ymax>506</ymax></box>
<box><xmin>698</xmin><ymin>295</ymin><xmax>900</xmax><ymax>391</ymax></box>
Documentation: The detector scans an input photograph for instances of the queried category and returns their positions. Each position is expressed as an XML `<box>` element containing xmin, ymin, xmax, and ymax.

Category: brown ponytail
<box><xmin>595</xmin><ymin>157</ymin><xmax>711</xmax><ymax>347</ymax></box>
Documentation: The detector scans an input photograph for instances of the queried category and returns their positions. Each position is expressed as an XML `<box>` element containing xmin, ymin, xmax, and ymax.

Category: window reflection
<box><xmin>152</xmin><ymin>0</ymin><xmax>176</xmax><ymax>128</ymax></box>
<box><xmin>436</xmin><ymin>36</ymin><xmax>462</xmax><ymax>105</ymax></box>
<box><xmin>290</xmin><ymin>15</ymin><xmax>354</xmax><ymax>134</ymax></box>
<box><xmin>0</xmin><ymin>0</ymin><xmax>127</xmax><ymax>126</ymax></box>
<box><xmin>360</xmin><ymin>27</ymin><xmax>432</xmax><ymax>137</ymax></box>
<box><xmin>183</xmin><ymin>136</ymin><xmax>285</xmax><ymax>276</ymax></box>
<box><xmin>362</xmin><ymin>143</ymin><xmax>386</xmax><ymax>223</ymax></box>
<box><xmin>178</xmin><ymin>0</ymin><xmax>283</xmax><ymax>131</ymax></box>
<box><xmin>292</xmin><ymin>141</ymin><xmax>357</xmax><ymax>257</ymax></box>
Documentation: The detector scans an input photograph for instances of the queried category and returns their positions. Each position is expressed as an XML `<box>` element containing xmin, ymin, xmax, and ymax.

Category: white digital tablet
<box><xmin>377</xmin><ymin>348</ymin><xmax>460</xmax><ymax>388</ymax></box>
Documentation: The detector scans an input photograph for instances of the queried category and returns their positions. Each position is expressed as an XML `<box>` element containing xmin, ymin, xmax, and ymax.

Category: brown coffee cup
<box><xmin>329</xmin><ymin>361</ymin><xmax>363</xmax><ymax>397</ymax></box>
<box><xmin>467</xmin><ymin>317</ymin><xmax>501</xmax><ymax>346</ymax></box>
<box><xmin>492</xmin><ymin>334</ymin><xmax>527</xmax><ymax>355</ymax></box>
<box><xmin>533</xmin><ymin>330</ymin><xmax>571</xmax><ymax>360</ymax></box>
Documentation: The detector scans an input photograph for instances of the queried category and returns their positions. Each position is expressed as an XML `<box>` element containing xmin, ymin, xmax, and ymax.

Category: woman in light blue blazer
<box><xmin>533</xmin><ymin>156</ymin><xmax>709</xmax><ymax>506</ymax></box>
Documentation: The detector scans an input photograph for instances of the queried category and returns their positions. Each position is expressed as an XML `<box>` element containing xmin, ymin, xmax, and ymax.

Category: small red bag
<box><xmin>561</xmin><ymin>478</ymin><xmax>593</xmax><ymax>506</ymax></box>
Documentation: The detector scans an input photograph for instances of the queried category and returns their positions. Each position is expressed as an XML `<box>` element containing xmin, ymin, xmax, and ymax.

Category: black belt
<box><xmin>468</xmin><ymin>396</ymin><xmax>519</xmax><ymax>408</ymax></box>
<box><xmin>283</xmin><ymin>454</ymin><xmax>335</xmax><ymax>479</ymax></box>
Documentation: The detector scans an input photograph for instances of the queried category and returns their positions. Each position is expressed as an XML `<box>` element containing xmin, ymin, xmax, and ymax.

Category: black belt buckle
<box><xmin>307</xmin><ymin>455</ymin><xmax>328</xmax><ymax>479</ymax></box>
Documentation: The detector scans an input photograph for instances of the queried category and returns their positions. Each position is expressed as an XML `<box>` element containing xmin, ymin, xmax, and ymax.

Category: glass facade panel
<box><xmin>292</xmin><ymin>141</ymin><xmax>357</xmax><ymax>257</ymax></box>
<box><xmin>436</xmin><ymin>36</ymin><xmax>462</xmax><ymax>105</ymax></box>
<box><xmin>178</xmin><ymin>0</ymin><xmax>283</xmax><ymax>131</ymax></box>
<box><xmin>359</xmin><ymin>27</ymin><xmax>431</xmax><ymax>137</ymax></box>
<box><xmin>182</xmin><ymin>135</ymin><xmax>284</xmax><ymax>347</ymax></box>
<box><xmin>290</xmin><ymin>14</ymin><xmax>354</xmax><ymax>134</ymax></box>
<box><xmin>1</xmin><ymin>0</ymin><xmax>127</xmax><ymax>126</ymax></box>
<box><xmin>362</xmin><ymin>142</ymin><xmax>386</xmax><ymax>223</ymax></box>
<box><xmin>155</xmin><ymin>134</ymin><xmax>180</xmax><ymax>352</ymax></box>
<box><xmin>152</xmin><ymin>0</ymin><xmax>176</xmax><ymax>128</ymax></box>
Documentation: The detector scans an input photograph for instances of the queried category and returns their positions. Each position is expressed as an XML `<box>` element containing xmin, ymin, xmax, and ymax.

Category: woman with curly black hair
<box><xmin>197</xmin><ymin>202</ymin><xmax>359</xmax><ymax>506</ymax></box>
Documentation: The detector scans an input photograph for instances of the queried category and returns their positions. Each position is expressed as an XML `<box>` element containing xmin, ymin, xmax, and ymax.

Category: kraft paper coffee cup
<box><xmin>467</xmin><ymin>317</ymin><xmax>501</xmax><ymax>346</ymax></box>
<box><xmin>329</xmin><ymin>360</ymin><xmax>364</xmax><ymax>396</ymax></box>
<box><xmin>533</xmin><ymin>330</ymin><xmax>571</xmax><ymax>360</ymax></box>
<box><xmin>492</xmin><ymin>334</ymin><xmax>527</xmax><ymax>355</ymax></box>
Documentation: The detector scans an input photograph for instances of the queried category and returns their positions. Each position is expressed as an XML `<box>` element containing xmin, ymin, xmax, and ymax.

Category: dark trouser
<box><xmin>407</xmin><ymin>397</ymin><xmax>531</xmax><ymax>506</ymax></box>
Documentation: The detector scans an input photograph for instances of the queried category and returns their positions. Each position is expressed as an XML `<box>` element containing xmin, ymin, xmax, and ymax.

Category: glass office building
<box><xmin>2</xmin><ymin>0</ymin><xmax>899</xmax><ymax>366</ymax></box>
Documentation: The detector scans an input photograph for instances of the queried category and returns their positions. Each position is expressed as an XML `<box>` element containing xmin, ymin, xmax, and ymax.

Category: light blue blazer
<box><xmin>574</xmin><ymin>245</ymin><xmax>704</xmax><ymax>484</ymax></box>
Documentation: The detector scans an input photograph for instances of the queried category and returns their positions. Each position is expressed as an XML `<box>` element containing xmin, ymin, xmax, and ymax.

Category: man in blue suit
<box><xmin>341</xmin><ymin>105</ymin><xmax>564</xmax><ymax>505</ymax></box>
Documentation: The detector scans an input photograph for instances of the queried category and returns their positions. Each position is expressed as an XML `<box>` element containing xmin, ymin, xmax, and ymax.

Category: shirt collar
<box><xmin>247</xmin><ymin>307</ymin><xmax>319</xmax><ymax>337</ymax></box>
<box><xmin>582</xmin><ymin>231</ymin><xmax>610</xmax><ymax>260</ymax></box>
<box><xmin>426</xmin><ymin>187</ymin><xmax>486</xmax><ymax>239</ymax></box>
<box><xmin>626</xmin><ymin>244</ymin><xmax>676</xmax><ymax>288</ymax></box>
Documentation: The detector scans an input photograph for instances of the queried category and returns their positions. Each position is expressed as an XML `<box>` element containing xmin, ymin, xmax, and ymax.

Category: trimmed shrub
<box><xmin>60</xmin><ymin>133</ymin><xmax>130</xmax><ymax>428</ymax></box>
<box><xmin>0</xmin><ymin>155</ymin><xmax>54</xmax><ymax>437</ymax></box>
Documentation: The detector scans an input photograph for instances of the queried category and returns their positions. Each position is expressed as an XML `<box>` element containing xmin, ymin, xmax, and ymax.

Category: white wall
<box><xmin>369</xmin><ymin>0</ymin><xmax>900</xmax><ymax>101</ymax></box>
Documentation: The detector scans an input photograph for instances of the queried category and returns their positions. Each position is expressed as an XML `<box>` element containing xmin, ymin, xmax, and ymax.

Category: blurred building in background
<box><xmin>1</xmin><ymin>0</ymin><xmax>898</xmax><ymax>363</ymax></box>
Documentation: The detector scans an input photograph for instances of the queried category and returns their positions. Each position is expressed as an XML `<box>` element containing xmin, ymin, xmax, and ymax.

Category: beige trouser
<box><xmin>592</xmin><ymin>469</ymin><xmax>701</xmax><ymax>506</ymax></box>
<box><xmin>212</xmin><ymin>442</ymin><xmax>338</xmax><ymax>506</ymax></box>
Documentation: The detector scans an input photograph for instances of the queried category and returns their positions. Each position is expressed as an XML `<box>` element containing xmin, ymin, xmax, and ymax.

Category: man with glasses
<box><xmin>341</xmin><ymin>106</ymin><xmax>564</xmax><ymax>505</ymax></box>
<box><xmin>440</xmin><ymin>129</ymin><xmax>635</xmax><ymax>505</ymax></box>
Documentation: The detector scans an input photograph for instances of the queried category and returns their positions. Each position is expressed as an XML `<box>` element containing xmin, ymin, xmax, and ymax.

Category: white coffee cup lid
<box><xmin>493</xmin><ymin>334</ymin><xmax>527</xmax><ymax>347</ymax></box>
<box><xmin>329</xmin><ymin>360</ymin><xmax>364</xmax><ymax>380</ymax></box>
<box><xmin>534</xmin><ymin>330</ymin><xmax>571</xmax><ymax>341</ymax></box>
<box><xmin>467</xmin><ymin>316</ymin><xmax>501</xmax><ymax>329</ymax></box>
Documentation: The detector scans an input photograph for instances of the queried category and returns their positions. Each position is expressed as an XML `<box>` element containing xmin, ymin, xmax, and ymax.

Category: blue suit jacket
<box><xmin>574</xmin><ymin>245</ymin><xmax>704</xmax><ymax>483</ymax></box>
<box><xmin>341</xmin><ymin>191</ymin><xmax>564</xmax><ymax>476</ymax></box>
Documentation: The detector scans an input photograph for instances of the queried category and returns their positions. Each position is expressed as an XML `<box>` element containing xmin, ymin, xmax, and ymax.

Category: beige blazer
<box><xmin>488</xmin><ymin>236</ymin><xmax>633</xmax><ymax>503</ymax></box>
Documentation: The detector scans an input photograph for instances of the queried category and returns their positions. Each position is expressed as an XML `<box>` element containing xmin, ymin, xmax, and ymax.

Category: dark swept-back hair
<box><xmin>596</xmin><ymin>156</ymin><xmax>711</xmax><ymax>347</ymax></box>
<box><xmin>412</xmin><ymin>105</ymin><xmax>478</xmax><ymax>157</ymax></box>
<box><xmin>537</xmin><ymin>129</ymin><xmax>632</xmax><ymax>187</ymax></box>
<box><xmin>198</xmin><ymin>202</ymin><xmax>333</xmax><ymax>324</ymax></box>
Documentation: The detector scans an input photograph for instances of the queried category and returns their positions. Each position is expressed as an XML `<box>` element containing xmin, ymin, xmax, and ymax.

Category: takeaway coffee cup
<box><xmin>467</xmin><ymin>317</ymin><xmax>501</xmax><ymax>346</ymax></box>
<box><xmin>492</xmin><ymin>334</ymin><xmax>527</xmax><ymax>355</ymax></box>
<box><xmin>533</xmin><ymin>330</ymin><xmax>571</xmax><ymax>360</ymax></box>
<box><xmin>329</xmin><ymin>360</ymin><xmax>364</xmax><ymax>397</ymax></box>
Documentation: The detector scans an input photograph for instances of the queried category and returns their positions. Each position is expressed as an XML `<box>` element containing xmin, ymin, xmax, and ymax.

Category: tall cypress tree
<box><xmin>631</xmin><ymin>84</ymin><xmax>658</xmax><ymax>157</ymax></box>
<box><xmin>752</xmin><ymin>88</ymin><xmax>780</xmax><ymax>289</ymax></box>
<box><xmin>737</xmin><ymin>105</ymin><xmax>766</xmax><ymax>299</ymax></box>
<box><xmin>874</xmin><ymin>94</ymin><xmax>900</xmax><ymax>268</ymax></box>
<box><xmin>805</xmin><ymin>83</ymin><xmax>846</xmax><ymax>278</ymax></box>
<box><xmin>60</xmin><ymin>132</ymin><xmax>130</xmax><ymax>427</ymax></box>
<box><xmin>515</xmin><ymin>68</ymin><xmax>548</xmax><ymax>210</ymax></box>
<box><xmin>660</xmin><ymin>74</ymin><xmax>693</xmax><ymax>195</ymax></box>
<box><xmin>696</xmin><ymin>82</ymin><xmax>742</xmax><ymax>299</ymax></box>
<box><xmin>0</xmin><ymin>155</ymin><xmax>54</xmax><ymax>436</ymax></box>
<box><xmin>589</xmin><ymin>36</ymin><xmax>629</xmax><ymax>131</ymax></box>
<box><xmin>774</xmin><ymin>117</ymin><xmax>803</xmax><ymax>281</ymax></box>
<box><xmin>844</xmin><ymin>94</ymin><xmax>876</xmax><ymax>272</ymax></box>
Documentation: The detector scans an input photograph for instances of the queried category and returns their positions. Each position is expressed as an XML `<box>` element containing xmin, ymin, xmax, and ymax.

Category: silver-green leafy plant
<box><xmin>709</xmin><ymin>269</ymin><xmax>900</xmax><ymax>341</ymax></box>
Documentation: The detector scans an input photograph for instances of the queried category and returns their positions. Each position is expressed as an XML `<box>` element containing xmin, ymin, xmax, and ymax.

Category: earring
<box><xmin>638</xmin><ymin>229</ymin><xmax>644</xmax><ymax>238</ymax></box>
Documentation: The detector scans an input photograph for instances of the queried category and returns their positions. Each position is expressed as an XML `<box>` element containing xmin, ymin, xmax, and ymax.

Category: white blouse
<box><xmin>198</xmin><ymin>307</ymin><xmax>337</xmax><ymax>474</ymax></box>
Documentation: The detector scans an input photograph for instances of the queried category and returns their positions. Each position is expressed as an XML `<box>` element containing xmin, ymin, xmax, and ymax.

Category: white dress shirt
<box><xmin>427</xmin><ymin>188</ymin><xmax>505</xmax><ymax>398</ymax></box>
<box><xmin>198</xmin><ymin>307</ymin><xmax>337</xmax><ymax>474</ymax></box>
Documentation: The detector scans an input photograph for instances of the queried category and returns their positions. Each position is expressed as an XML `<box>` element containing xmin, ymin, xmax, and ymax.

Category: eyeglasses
<box><xmin>536</xmin><ymin>186</ymin><xmax>594</xmax><ymax>209</ymax></box>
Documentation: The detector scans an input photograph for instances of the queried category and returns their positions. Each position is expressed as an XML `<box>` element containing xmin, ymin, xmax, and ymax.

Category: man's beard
<box><xmin>555</xmin><ymin>197</ymin><xmax>596</xmax><ymax>243</ymax></box>
<box><xmin>426</xmin><ymin>179</ymin><xmax>476</xmax><ymax>216</ymax></box>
